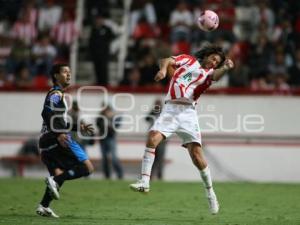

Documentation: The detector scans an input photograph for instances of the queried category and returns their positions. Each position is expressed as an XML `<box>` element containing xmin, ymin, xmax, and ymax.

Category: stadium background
<box><xmin>0</xmin><ymin>0</ymin><xmax>300</xmax><ymax>182</ymax></box>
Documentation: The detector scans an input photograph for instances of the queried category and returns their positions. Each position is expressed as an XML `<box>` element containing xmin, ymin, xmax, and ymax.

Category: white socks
<box><xmin>200</xmin><ymin>166</ymin><xmax>213</xmax><ymax>190</ymax></box>
<box><xmin>141</xmin><ymin>148</ymin><xmax>155</xmax><ymax>183</ymax></box>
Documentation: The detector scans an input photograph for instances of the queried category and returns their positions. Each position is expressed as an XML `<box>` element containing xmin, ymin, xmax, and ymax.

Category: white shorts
<box><xmin>150</xmin><ymin>103</ymin><xmax>202</xmax><ymax>147</ymax></box>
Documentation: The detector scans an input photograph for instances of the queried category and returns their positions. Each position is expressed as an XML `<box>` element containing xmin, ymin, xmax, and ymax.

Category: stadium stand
<box><xmin>0</xmin><ymin>0</ymin><xmax>298</xmax><ymax>91</ymax></box>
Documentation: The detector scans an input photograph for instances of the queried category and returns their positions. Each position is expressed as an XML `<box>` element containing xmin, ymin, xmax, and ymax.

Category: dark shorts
<box><xmin>39</xmin><ymin>133</ymin><xmax>89</xmax><ymax>175</ymax></box>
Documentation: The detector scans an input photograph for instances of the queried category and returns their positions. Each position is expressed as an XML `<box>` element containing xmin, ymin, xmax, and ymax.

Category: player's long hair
<box><xmin>194</xmin><ymin>44</ymin><xmax>226</xmax><ymax>69</ymax></box>
<box><xmin>50</xmin><ymin>63</ymin><xmax>69</xmax><ymax>84</ymax></box>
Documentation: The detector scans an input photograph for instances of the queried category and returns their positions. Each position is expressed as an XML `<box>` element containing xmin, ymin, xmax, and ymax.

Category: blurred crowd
<box><xmin>119</xmin><ymin>0</ymin><xmax>300</xmax><ymax>91</ymax></box>
<box><xmin>0</xmin><ymin>0</ymin><xmax>299</xmax><ymax>91</ymax></box>
<box><xmin>0</xmin><ymin>0</ymin><xmax>78</xmax><ymax>89</ymax></box>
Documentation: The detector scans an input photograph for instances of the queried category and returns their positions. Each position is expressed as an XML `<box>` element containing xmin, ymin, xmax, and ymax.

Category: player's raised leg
<box><xmin>129</xmin><ymin>130</ymin><xmax>164</xmax><ymax>193</ymax></box>
<box><xmin>187</xmin><ymin>143</ymin><xmax>219</xmax><ymax>214</ymax></box>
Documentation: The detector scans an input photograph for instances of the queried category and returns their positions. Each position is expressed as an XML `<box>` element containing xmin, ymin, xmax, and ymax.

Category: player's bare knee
<box><xmin>84</xmin><ymin>160</ymin><xmax>94</xmax><ymax>175</ymax></box>
<box><xmin>146</xmin><ymin>131</ymin><xmax>162</xmax><ymax>148</ymax></box>
<box><xmin>191</xmin><ymin>151</ymin><xmax>201</xmax><ymax>164</ymax></box>
<box><xmin>189</xmin><ymin>143</ymin><xmax>207</xmax><ymax>169</ymax></box>
<box><xmin>54</xmin><ymin>168</ymin><xmax>64</xmax><ymax>176</ymax></box>
<box><xmin>88</xmin><ymin>164</ymin><xmax>94</xmax><ymax>174</ymax></box>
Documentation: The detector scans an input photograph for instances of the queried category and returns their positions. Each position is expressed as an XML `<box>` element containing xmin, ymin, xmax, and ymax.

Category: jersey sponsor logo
<box><xmin>182</xmin><ymin>72</ymin><xmax>192</xmax><ymax>82</ymax></box>
<box><xmin>177</xmin><ymin>72</ymin><xmax>192</xmax><ymax>87</ymax></box>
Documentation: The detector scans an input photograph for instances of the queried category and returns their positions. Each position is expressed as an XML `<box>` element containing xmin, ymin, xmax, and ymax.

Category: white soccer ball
<box><xmin>197</xmin><ymin>10</ymin><xmax>219</xmax><ymax>32</ymax></box>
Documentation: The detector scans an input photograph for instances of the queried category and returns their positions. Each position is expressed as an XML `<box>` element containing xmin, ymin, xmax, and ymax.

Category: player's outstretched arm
<box><xmin>212</xmin><ymin>59</ymin><xmax>234</xmax><ymax>81</ymax></box>
<box><xmin>154</xmin><ymin>57</ymin><xmax>175</xmax><ymax>82</ymax></box>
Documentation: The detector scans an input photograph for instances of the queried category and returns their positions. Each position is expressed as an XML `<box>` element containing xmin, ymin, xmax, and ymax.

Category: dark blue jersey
<box><xmin>41</xmin><ymin>85</ymin><xmax>71</xmax><ymax>135</ymax></box>
<box><xmin>39</xmin><ymin>86</ymin><xmax>88</xmax><ymax>162</ymax></box>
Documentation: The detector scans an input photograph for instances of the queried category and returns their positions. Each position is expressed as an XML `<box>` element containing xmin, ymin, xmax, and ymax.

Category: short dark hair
<box><xmin>194</xmin><ymin>44</ymin><xmax>226</xmax><ymax>69</ymax></box>
<box><xmin>50</xmin><ymin>63</ymin><xmax>68</xmax><ymax>83</ymax></box>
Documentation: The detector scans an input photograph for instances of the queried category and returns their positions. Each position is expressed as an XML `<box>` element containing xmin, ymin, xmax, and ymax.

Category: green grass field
<box><xmin>0</xmin><ymin>178</ymin><xmax>300</xmax><ymax>225</ymax></box>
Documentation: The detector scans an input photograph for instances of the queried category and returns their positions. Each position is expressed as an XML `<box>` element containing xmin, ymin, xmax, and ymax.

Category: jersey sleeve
<box><xmin>172</xmin><ymin>54</ymin><xmax>189</xmax><ymax>67</ymax></box>
<box><xmin>207</xmin><ymin>69</ymin><xmax>217</xmax><ymax>82</ymax></box>
<box><xmin>49</xmin><ymin>92</ymin><xmax>61</xmax><ymax>107</ymax></box>
<box><xmin>171</xmin><ymin>54</ymin><xmax>196</xmax><ymax>68</ymax></box>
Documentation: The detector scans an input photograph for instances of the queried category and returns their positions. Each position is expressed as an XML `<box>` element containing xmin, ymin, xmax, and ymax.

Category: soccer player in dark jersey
<box><xmin>36</xmin><ymin>64</ymin><xmax>94</xmax><ymax>218</ymax></box>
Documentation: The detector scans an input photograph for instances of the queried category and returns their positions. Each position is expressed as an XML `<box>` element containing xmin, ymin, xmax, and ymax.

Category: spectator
<box><xmin>233</xmin><ymin>1</ymin><xmax>258</xmax><ymax>41</ymax></box>
<box><xmin>6</xmin><ymin>40</ymin><xmax>33</xmax><ymax>76</ymax></box>
<box><xmin>51</xmin><ymin>10</ymin><xmax>78</xmax><ymax>61</ymax></box>
<box><xmin>271</xmin><ymin>19</ymin><xmax>295</xmax><ymax>53</ymax></box>
<box><xmin>120</xmin><ymin>67</ymin><xmax>142</xmax><ymax>88</ymax></box>
<box><xmin>0</xmin><ymin>68</ymin><xmax>9</xmax><ymax>87</ymax></box>
<box><xmin>139</xmin><ymin>52</ymin><xmax>160</xmax><ymax>86</ymax></box>
<box><xmin>88</xmin><ymin>13</ymin><xmax>115</xmax><ymax>85</ymax></box>
<box><xmin>38</xmin><ymin>0</ymin><xmax>62</xmax><ymax>32</ymax></box>
<box><xmin>274</xmin><ymin>73</ymin><xmax>290</xmax><ymax>91</ymax></box>
<box><xmin>228</xmin><ymin>59</ymin><xmax>249</xmax><ymax>87</ymax></box>
<box><xmin>96</xmin><ymin>104</ymin><xmax>123</xmax><ymax>179</ymax></box>
<box><xmin>130</xmin><ymin>0</ymin><xmax>157</xmax><ymax>36</ymax></box>
<box><xmin>255</xmin><ymin>0</ymin><xmax>275</xmax><ymax>33</ymax></box>
<box><xmin>85</xmin><ymin>0</ymin><xmax>109</xmax><ymax>25</ymax></box>
<box><xmin>19</xmin><ymin>0</ymin><xmax>38</xmax><ymax>26</ymax></box>
<box><xmin>0</xmin><ymin>17</ymin><xmax>9</xmax><ymax>36</ymax></box>
<box><xmin>171</xmin><ymin>37</ymin><xmax>191</xmax><ymax>55</ymax></box>
<box><xmin>32</xmin><ymin>34</ymin><xmax>57</xmax><ymax>76</ymax></box>
<box><xmin>268</xmin><ymin>51</ymin><xmax>289</xmax><ymax>76</ymax></box>
<box><xmin>169</xmin><ymin>1</ymin><xmax>193</xmax><ymax>43</ymax></box>
<box><xmin>132</xmin><ymin>16</ymin><xmax>157</xmax><ymax>40</ymax></box>
<box><xmin>18</xmin><ymin>138</ymin><xmax>39</xmax><ymax>156</ymax></box>
<box><xmin>0</xmin><ymin>36</ymin><xmax>12</xmax><ymax>68</ymax></box>
<box><xmin>11</xmin><ymin>9</ymin><xmax>37</xmax><ymax>46</ymax></box>
<box><xmin>248</xmin><ymin>34</ymin><xmax>273</xmax><ymax>78</ymax></box>
<box><xmin>152</xmin><ymin>39</ymin><xmax>172</xmax><ymax>60</ymax></box>
<box><xmin>15</xmin><ymin>66</ymin><xmax>33</xmax><ymax>89</ymax></box>
<box><xmin>288</xmin><ymin>49</ymin><xmax>300</xmax><ymax>87</ymax></box>
<box><xmin>215</xmin><ymin>0</ymin><xmax>236</xmax><ymax>42</ymax></box>
<box><xmin>250</xmin><ymin>72</ymin><xmax>274</xmax><ymax>91</ymax></box>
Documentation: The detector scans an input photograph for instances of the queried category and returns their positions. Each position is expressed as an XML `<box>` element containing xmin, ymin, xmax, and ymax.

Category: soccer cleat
<box><xmin>36</xmin><ymin>204</ymin><xmax>59</xmax><ymax>218</ymax></box>
<box><xmin>45</xmin><ymin>176</ymin><xmax>60</xmax><ymax>200</ymax></box>
<box><xmin>206</xmin><ymin>189</ymin><xmax>219</xmax><ymax>215</ymax></box>
<box><xmin>129</xmin><ymin>180</ymin><xmax>150</xmax><ymax>193</ymax></box>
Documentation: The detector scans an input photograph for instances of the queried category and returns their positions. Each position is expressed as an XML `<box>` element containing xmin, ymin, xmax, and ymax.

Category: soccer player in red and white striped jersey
<box><xmin>130</xmin><ymin>45</ymin><xmax>234</xmax><ymax>215</ymax></box>
<box><xmin>11</xmin><ymin>11</ymin><xmax>37</xmax><ymax>46</ymax></box>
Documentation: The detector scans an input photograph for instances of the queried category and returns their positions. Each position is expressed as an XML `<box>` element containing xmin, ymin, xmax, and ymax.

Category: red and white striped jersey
<box><xmin>51</xmin><ymin>21</ymin><xmax>78</xmax><ymax>45</ymax></box>
<box><xmin>11</xmin><ymin>21</ymin><xmax>37</xmax><ymax>46</ymax></box>
<box><xmin>165</xmin><ymin>54</ymin><xmax>214</xmax><ymax>105</ymax></box>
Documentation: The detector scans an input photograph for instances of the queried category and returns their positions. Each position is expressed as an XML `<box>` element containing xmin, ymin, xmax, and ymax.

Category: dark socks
<box><xmin>40</xmin><ymin>179</ymin><xmax>65</xmax><ymax>207</ymax></box>
<box><xmin>40</xmin><ymin>164</ymin><xmax>89</xmax><ymax>207</ymax></box>
<box><xmin>54</xmin><ymin>164</ymin><xmax>90</xmax><ymax>185</ymax></box>
<box><xmin>40</xmin><ymin>187</ymin><xmax>52</xmax><ymax>207</ymax></box>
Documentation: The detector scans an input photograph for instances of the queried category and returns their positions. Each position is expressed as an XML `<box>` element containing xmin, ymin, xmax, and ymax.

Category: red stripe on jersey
<box><xmin>193</xmin><ymin>75</ymin><xmax>213</xmax><ymax>100</ymax></box>
<box><xmin>187</xmin><ymin>56</ymin><xmax>196</xmax><ymax>66</ymax></box>
<box><xmin>170</xmin><ymin>67</ymin><xmax>185</xmax><ymax>99</ymax></box>
<box><xmin>175</xmin><ymin>54</ymin><xmax>196</xmax><ymax>67</ymax></box>
<box><xmin>175</xmin><ymin>54</ymin><xmax>188</xmax><ymax>63</ymax></box>
<box><xmin>179</xmin><ymin>84</ymin><xmax>185</xmax><ymax>97</ymax></box>
<box><xmin>170</xmin><ymin>80</ymin><xmax>176</xmax><ymax>99</ymax></box>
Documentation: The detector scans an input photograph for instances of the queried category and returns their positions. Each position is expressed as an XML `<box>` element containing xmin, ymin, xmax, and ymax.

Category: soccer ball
<box><xmin>197</xmin><ymin>10</ymin><xmax>219</xmax><ymax>32</ymax></box>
